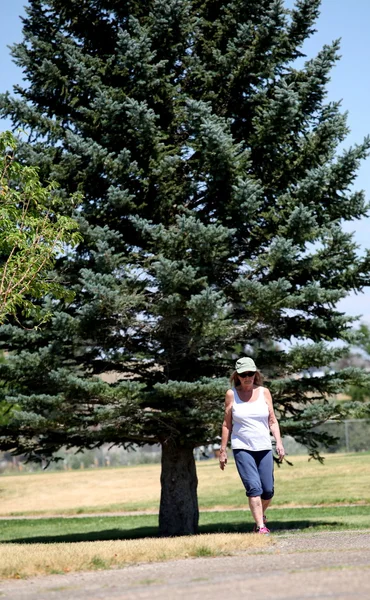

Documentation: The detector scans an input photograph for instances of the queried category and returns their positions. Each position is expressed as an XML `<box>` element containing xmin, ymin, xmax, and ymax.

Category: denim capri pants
<box><xmin>233</xmin><ymin>449</ymin><xmax>274</xmax><ymax>500</ymax></box>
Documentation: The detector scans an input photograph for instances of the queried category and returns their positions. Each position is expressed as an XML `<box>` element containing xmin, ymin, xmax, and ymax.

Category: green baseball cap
<box><xmin>235</xmin><ymin>357</ymin><xmax>257</xmax><ymax>373</ymax></box>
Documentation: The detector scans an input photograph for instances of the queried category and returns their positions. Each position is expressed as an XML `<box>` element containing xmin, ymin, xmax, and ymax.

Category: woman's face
<box><xmin>238</xmin><ymin>371</ymin><xmax>255</xmax><ymax>384</ymax></box>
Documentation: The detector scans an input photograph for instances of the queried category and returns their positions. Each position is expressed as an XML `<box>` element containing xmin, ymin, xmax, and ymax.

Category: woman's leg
<box><xmin>248</xmin><ymin>495</ymin><xmax>265</xmax><ymax>529</ymax></box>
<box><xmin>233</xmin><ymin>449</ymin><xmax>265</xmax><ymax>529</ymax></box>
<box><xmin>258</xmin><ymin>450</ymin><xmax>274</xmax><ymax>519</ymax></box>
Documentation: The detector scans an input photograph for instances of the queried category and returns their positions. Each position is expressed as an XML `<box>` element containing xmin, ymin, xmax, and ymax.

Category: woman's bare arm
<box><xmin>264</xmin><ymin>387</ymin><xmax>285</xmax><ymax>460</ymax></box>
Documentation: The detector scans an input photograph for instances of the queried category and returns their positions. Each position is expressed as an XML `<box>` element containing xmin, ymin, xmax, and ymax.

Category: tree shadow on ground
<box><xmin>4</xmin><ymin>520</ymin><xmax>342</xmax><ymax>544</ymax></box>
<box><xmin>199</xmin><ymin>520</ymin><xmax>343</xmax><ymax>535</ymax></box>
<box><xmin>3</xmin><ymin>526</ymin><xmax>158</xmax><ymax>544</ymax></box>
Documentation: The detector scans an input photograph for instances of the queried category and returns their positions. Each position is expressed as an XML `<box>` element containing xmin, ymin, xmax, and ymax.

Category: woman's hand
<box><xmin>219</xmin><ymin>449</ymin><xmax>227</xmax><ymax>470</ymax></box>
<box><xmin>276</xmin><ymin>442</ymin><xmax>285</xmax><ymax>461</ymax></box>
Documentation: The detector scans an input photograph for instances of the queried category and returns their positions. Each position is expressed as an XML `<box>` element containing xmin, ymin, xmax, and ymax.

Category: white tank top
<box><xmin>231</xmin><ymin>386</ymin><xmax>272</xmax><ymax>451</ymax></box>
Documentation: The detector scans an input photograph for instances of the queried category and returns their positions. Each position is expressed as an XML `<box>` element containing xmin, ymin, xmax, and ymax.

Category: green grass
<box><xmin>1</xmin><ymin>505</ymin><xmax>370</xmax><ymax>544</ymax></box>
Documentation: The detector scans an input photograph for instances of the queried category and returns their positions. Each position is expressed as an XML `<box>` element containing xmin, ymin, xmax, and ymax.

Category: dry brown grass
<box><xmin>0</xmin><ymin>533</ymin><xmax>269</xmax><ymax>579</ymax></box>
<box><xmin>0</xmin><ymin>464</ymin><xmax>161</xmax><ymax>515</ymax></box>
<box><xmin>1</xmin><ymin>453</ymin><xmax>370</xmax><ymax>516</ymax></box>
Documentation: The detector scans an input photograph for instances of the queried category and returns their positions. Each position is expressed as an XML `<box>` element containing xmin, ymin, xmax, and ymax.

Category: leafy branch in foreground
<box><xmin>0</xmin><ymin>131</ymin><xmax>81</xmax><ymax>323</ymax></box>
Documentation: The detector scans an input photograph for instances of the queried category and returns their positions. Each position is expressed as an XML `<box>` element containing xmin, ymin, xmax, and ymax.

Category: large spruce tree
<box><xmin>1</xmin><ymin>0</ymin><xmax>370</xmax><ymax>535</ymax></box>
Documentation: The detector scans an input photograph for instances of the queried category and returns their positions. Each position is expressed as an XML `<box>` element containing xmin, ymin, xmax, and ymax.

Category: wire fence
<box><xmin>283</xmin><ymin>419</ymin><xmax>370</xmax><ymax>455</ymax></box>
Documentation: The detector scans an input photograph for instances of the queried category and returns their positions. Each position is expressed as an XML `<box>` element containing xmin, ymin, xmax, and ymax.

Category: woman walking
<box><xmin>219</xmin><ymin>357</ymin><xmax>285</xmax><ymax>534</ymax></box>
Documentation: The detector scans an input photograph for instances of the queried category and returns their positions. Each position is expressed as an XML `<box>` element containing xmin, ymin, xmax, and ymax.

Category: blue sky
<box><xmin>1</xmin><ymin>0</ymin><xmax>369</xmax><ymax>324</ymax></box>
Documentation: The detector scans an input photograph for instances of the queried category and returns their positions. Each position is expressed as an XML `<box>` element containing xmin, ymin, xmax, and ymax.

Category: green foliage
<box><xmin>355</xmin><ymin>323</ymin><xmax>370</xmax><ymax>356</ymax></box>
<box><xmin>1</xmin><ymin>0</ymin><xmax>370</xmax><ymax>532</ymax></box>
<box><xmin>0</xmin><ymin>131</ymin><xmax>81</xmax><ymax>323</ymax></box>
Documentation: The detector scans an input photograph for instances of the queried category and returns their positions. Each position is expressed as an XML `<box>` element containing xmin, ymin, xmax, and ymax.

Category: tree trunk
<box><xmin>159</xmin><ymin>440</ymin><xmax>199</xmax><ymax>536</ymax></box>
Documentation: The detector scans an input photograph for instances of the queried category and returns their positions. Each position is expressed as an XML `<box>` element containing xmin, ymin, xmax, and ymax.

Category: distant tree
<box><xmin>344</xmin><ymin>323</ymin><xmax>370</xmax><ymax>404</ymax></box>
<box><xmin>1</xmin><ymin>0</ymin><xmax>370</xmax><ymax>536</ymax></box>
<box><xmin>355</xmin><ymin>323</ymin><xmax>370</xmax><ymax>357</ymax></box>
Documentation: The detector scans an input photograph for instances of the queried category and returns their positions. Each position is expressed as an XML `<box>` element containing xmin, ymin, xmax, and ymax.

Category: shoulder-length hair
<box><xmin>230</xmin><ymin>370</ymin><xmax>264</xmax><ymax>388</ymax></box>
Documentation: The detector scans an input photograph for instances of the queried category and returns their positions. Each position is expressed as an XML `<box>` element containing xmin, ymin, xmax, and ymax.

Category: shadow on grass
<box><xmin>199</xmin><ymin>520</ymin><xmax>343</xmax><ymax>534</ymax></box>
<box><xmin>4</xmin><ymin>520</ymin><xmax>343</xmax><ymax>544</ymax></box>
<box><xmin>3</xmin><ymin>526</ymin><xmax>158</xmax><ymax>544</ymax></box>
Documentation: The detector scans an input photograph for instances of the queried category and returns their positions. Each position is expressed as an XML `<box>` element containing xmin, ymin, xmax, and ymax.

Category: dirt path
<box><xmin>1</xmin><ymin>530</ymin><xmax>370</xmax><ymax>599</ymax></box>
